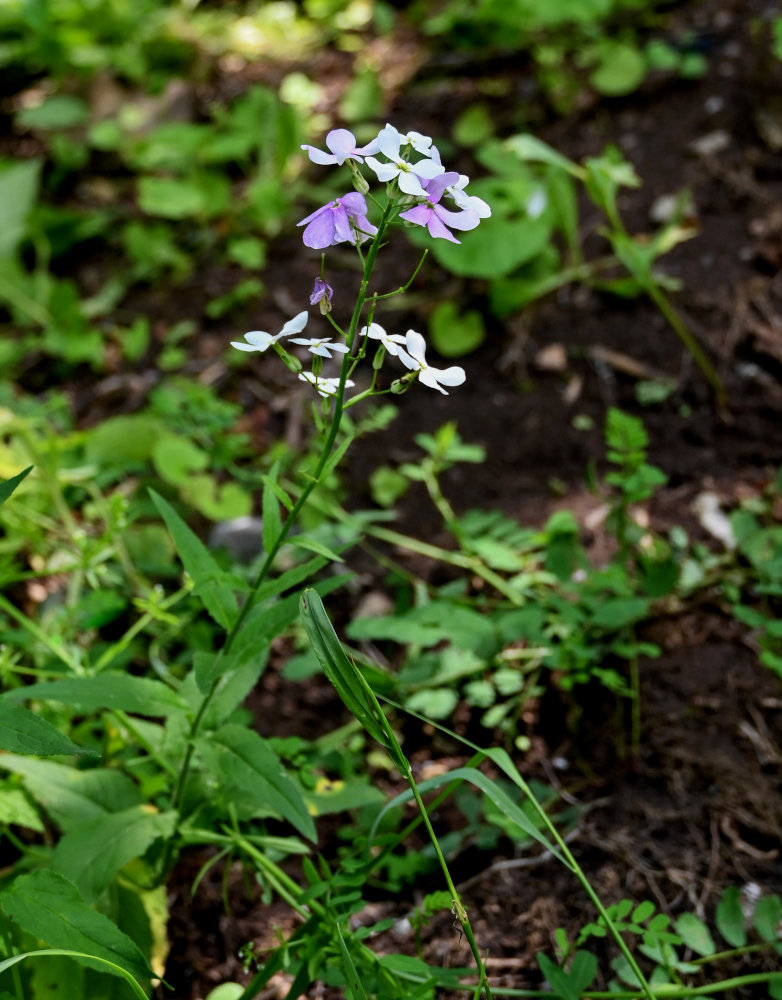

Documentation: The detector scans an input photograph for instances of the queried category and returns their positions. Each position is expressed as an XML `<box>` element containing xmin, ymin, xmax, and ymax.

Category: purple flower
<box><xmin>297</xmin><ymin>192</ymin><xmax>378</xmax><ymax>250</ymax></box>
<box><xmin>301</xmin><ymin>129</ymin><xmax>379</xmax><ymax>166</ymax></box>
<box><xmin>310</xmin><ymin>277</ymin><xmax>334</xmax><ymax>314</ymax></box>
<box><xmin>399</xmin><ymin>172</ymin><xmax>480</xmax><ymax>244</ymax></box>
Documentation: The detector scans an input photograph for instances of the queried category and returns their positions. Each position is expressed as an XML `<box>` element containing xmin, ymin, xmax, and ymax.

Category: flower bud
<box><xmin>276</xmin><ymin>346</ymin><xmax>303</xmax><ymax>373</ymax></box>
<box><xmin>348</xmin><ymin>160</ymin><xmax>370</xmax><ymax>195</ymax></box>
<box><xmin>310</xmin><ymin>276</ymin><xmax>333</xmax><ymax>315</ymax></box>
<box><xmin>390</xmin><ymin>373</ymin><xmax>416</xmax><ymax>395</ymax></box>
<box><xmin>372</xmin><ymin>345</ymin><xmax>386</xmax><ymax>370</ymax></box>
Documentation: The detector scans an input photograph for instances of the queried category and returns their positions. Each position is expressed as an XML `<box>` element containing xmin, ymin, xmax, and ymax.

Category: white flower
<box><xmin>397</xmin><ymin>330</ymin><xmax>466</xmax><ymax>395</ymax></box>
<box><xmin>289</xmin><ymin>336</ymin><xmax>349</xmax><ymax>359</ymax></box>
<box><xmin>231</xmin><ymin>311</ymin><xmax>308</xmax><ymax>353</ymax></box>
<box><xmin>361</xmin><ymin>322</ymin><xmax>407</xmax><ymax>357</ymax></box>
<box><xmin>298</xmin><ymin>371</ymin><xmax>355</xmax><ymax>398</ymax></box>
<box><xmin>365</xmin><ymin>124</ymin><xmax>444</xmax><ymax>198</ymax></box>
<box><xmin>301</xmin><ymin>128</ymin><xmax>378</xmax><ymax>166</ymax></box>
<box><xmin>446</xmin><ymin>174</ymin><xmax>492</xmax><ymax>218</ymax></box>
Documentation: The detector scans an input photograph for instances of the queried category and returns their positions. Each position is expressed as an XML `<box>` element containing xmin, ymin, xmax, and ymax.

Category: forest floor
<box><xmin>78</xmin><ymin>0</ymin><xmax>782</xmax><ymax>995</ymax></box>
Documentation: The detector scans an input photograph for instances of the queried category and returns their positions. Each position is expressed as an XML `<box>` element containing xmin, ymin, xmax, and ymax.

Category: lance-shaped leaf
<box><xmin>196</xmin><ymin>724</ymin><xmax>316</xmax><ymax>841</ymax></box>
<box><xmin>300</xmin><ymin>589</ymin><xmax>394</xmax><ymax>755</ymax></box>
<box><xmin>150</xmin><ymin>489</ymin><xmax>237</xmax><ymax>629</ymax></box>
<box><xmin>0</xmin><ymin>701</ymin><xmax>94</xmax><ymax>757</ymax></box>
<box><xmin>0</xmin><ymin>465</ymin><xmax>32</xmax><ymax>508</ymax></box>
<box><xmin>2</xmin><ymin>674</ymin><xmax>188</xmax><ymax>718</ymax></box>
<box><xmin>51</xmin><ymin>806</ymin><xmax>177</xmax><ymax>902</ymax></box>
<box><xmin>0</xmin><ymin>870</ymin><xmax>153</xmax><ymax>983</ymax></box>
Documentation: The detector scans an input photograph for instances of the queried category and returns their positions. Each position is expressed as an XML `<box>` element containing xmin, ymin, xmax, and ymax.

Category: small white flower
<box><xmin>231</xmin><ymin>311</ymin><xmax>308</xmax><ymax>353</ymax></box>
<box><xmin>289</xmin><ymin>336</ymin><xmax>350</xmax><ymax>359</ymax></box>
<box><xmin>446</xmin><ymin>174</ymin><xmax>492</xmax><ymax>218</ymax></box>
<box><xmin>397</xmin><ymin>330</ymin><xmax>466</xmax><ymax>395</ymax></box>
<box><xmin>298</xmin><ymin>371</ymin><xmax>355</xmax><ymax>398</ymax></box>
<box><xmin>365</xmin><ymin>124</ymin><xmax>444</xmax><ymax>198</ymax></box>
<box><xmin>361</xmin><ymin>322</ymin><xmax>407</xmax><ymax>357</ymax></box>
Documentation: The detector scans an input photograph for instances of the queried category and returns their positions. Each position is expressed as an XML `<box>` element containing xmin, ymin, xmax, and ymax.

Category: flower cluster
<box><xmin>299</xmin><ymin>124</ymin><xmax>490</xmax><ymax>246</ymax></box>
<box><xmin>233</xmin><ymin>123</ymin><xmax>490</xmax><ymax>405</ymax></box>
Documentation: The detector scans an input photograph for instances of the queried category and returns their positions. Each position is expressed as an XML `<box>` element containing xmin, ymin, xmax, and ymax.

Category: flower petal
<box><xmin>434</xmin><ymin>205</ymin><xmax>480</xmax><ymax>232</ymax></box>
<box><xmin>301</xmin><ymin>145</ymin><xmax>336</xmax><ymax>165</ymax></box>
<box><xmin>403</xmin><ymin>330</ymin><xmax>427</xmax><ymax>365</ymax></box>
<box><xmin>280</xmin><ymin>311</ymin><xmax>309</xmax><ymax>337</ymax></box>
<box><xmin>303</xmin><ymin>213</ymin><xmax>337</xmax><ymax>249</ymax></box>
<box><xmin>326</xmin><ymin>129</ymin><xmax>359</xmax><ymax>163</ymax></box>
<box><xmin>410</xmin><ymin>157</ymin><xmax>446</xmax><ymax>181</ymax></box>
<box><xmin>397</xmin><ymin>171</ymin><xmax>427</xmax><ymax>197</ymax></box>
<box><xmin>433</xmin><ymin>365</ymin><xmax>466</xmax><ymax>387</ymax></box>
<box><xmin>426</xmin><ymin>211</ymin><xmax>461</xmax><ymax>243</ymax></box>
<box><xmin>399</xmin><ymin>204</ymin><xmax>431</xmax><ymax>228</ymax></box>
<box><xmin>418</xmin><ymin>369</ymin><xmax>449</xmax><ymax>394</ymax></box>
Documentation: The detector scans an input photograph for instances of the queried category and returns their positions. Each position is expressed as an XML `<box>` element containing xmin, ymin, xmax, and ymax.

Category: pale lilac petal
<box><xmin>326</xmin><ymin>129</ymin><xmax>359</xmax><ymax>163</ymax></box>
<box><xmin>399</xmin><ymin>205</ymin><xmax>431</xmax><ymax>227</ymax></box>
<box><xmin>301</xmin><ymin>145</ymin><xmax>337</xmax><ymax>165</ymax></box>
<box><xmin>426</xmin><ymin>212</ymin><xmax>461</xmax><ymax>243</ymax></box>
<box><xmin>280</xmin><ymin>311</ymin><xmax>309</xmax><ymax>337</ymax></box>
<box><xmin>450</xmin><ymin>189</ymin><xmax>492</xmax><ymax>217</ymax></box>
<box><xmin>424</xmin><ymin>171</ymin><xmax>461</xmax><ymax>203</ymax></box>
<box><xmin>340</xmin><ymin>191</ymin><xmax>369</xmax><ymax>215</ymax></box>
<box><xmin>302</xmin><ymin>213</ymin><xmax>336</xmax><ymax>249</ymax></box>
<box><xmin>434</xmin><ymin>205</ymin><xmax>480</xmax><ymax>232</ymax></box>
<box><xmin>297</xmin><ymin>203</ymin><xmax>329</xmax><ymax>227</ymax></box>
<box><xmin>351</xmin><ymin>214</ymin><xmax>378</xmax><ymax>242</ymax></box>
<box><xmin>332</xmin><ymin>206</ymin><xmax>354</xmax><ymax>244</ymax></box>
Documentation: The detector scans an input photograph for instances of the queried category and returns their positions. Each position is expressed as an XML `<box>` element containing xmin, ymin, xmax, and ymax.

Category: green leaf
<box><xmin>336</xmin><ymin>923</ymin><xmax>369</xmax><ymax>1000</ymax></box>
<box><xmin>17</xmin><ymin>95</ymin><xmax>89</xmax><ymax>130</ymax></box>
<box><xmin>0</xmin><ymin>756</ymin><xmax>142</xmax><ymax>829</ymax></box>
<box><xmin>538</xmin><ymin>951</ymin><xmax>597</xmax><ymax>1000</ymax></box>
<box><xmin>0</xmin><ymin>465</ymin><xmax>32</xmax><ymax>507</ymax></box>
<box><xmin>404</xmin><ymin>688</ymin><xmax>459</xmax><ymax>720</ymax></box>
<box><xmin>674</xmin><ymin>913</ymin><xmax>716</xmax><ymax>957</ymax></box>
<box><xmin>505</xmin><ymin>134</ymin><xmax>582</xmax><ymax>176</ymax></box>
<box><xmin>150</xmin><ymin>489</ymin><xmax>237</xmax><ymax>629</ymax></box>
<box><xmin>590</xmin><ymin>41</ymin><xmax>647</xmax><ymax>96</ymax></box>
<box><xmin>591</xmin><ymin>598</ymin><xmax>649</xmax><ymax>630</ymax></box>
<box><xmin>0</xmin><ymin>870</ymin><xmax>153</xmax><ymax>982</ymax></box>
<box><xmin>754</xmin><ymin>895</ymin><xmax>782</xmax><ymax>942</ymax></box>
<box><xmin>428</xmin><ymin>301</ymin><xmax>485</xmax><ymax>358</ymax></box>
<box><xmin>196</xmin><ymin>724</ymin><xmax>316</xmax><ymax>841</ymax></box>
<box><xmin>289</xmin><ymin>535</ymin><xmax>344</xmax><ymax>563</ymax></box>
<box><xmin>715</xmin><ymin>886</ymin><xmax>746</xmax><ymax>948</ymax></box>
<box><xmin>300</xmin><ymin>589</ymin><xmax>394</xmax><ymax>755</ymax></box>
<box><xmin>0</xmin><ymin>950</ymin><xmax>147</xmax><ymax>1000</ymax></box>
<box><xmin>0</xmin><ymin>786</ymin><xmax>43</xmax><ymax>830</ymax></box>
<box><xmin>262</xmin><ymin>464</ymin><xmax>283</xmax><ymax>555</ymax></box>
<box><xmin>3</xmin><ymin>674</ymin><xmax>188</xmax><ymax>718</ymax></box>
<box><xmin>0</xmin><ymin>701</ymin><xmax>93</xmax><ymax>757</ymax></box>
<box><xmin>51</xmin><ymin>806</ymin><xmax>177</xmax><ymax>902</ymax></box>
<box><xmin>370</xmin><ymin>766</ymin><xmax>566</xmax><ymax>864</ymax></box>
<box><xmin>0</xmin><ymin>158</ymin><xmax>41</xmax><ymax>257</ymax></box>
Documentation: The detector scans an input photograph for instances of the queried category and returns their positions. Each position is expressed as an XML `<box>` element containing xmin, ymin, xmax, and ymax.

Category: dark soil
<box><xmin>46</xmin><ymin>0</ymin><xmax>782</xmax><ymax>995</ymax></box>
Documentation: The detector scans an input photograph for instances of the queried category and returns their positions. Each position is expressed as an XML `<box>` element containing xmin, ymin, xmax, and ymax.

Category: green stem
<box><xmin>402</xmin><ymin>761</ymin><xmax>493</xmax><ymax>1000</ymax></box>
<box><xmin>0</xmin><ymin>913</ymin><xmax>25</xmax><ymax>1000</ymax></box>
<box><xmin>169</xmin><ymin>204</ymin><xmax>396</xmax><ymax>820</ymax></box>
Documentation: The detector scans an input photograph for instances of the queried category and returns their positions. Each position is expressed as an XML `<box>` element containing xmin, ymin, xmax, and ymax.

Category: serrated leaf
<box><xmin>51</xmin><ymin>806</ymin><xmax>177</xmax><ymax>902</ymax></box>
<box><xmin>715</xmin><ymin>887</ymin><xmax>746</xmax><ymax>948</ymax></box>
<box><xmin>0</xmin><ymin>465</ymin><xmax>32</xmax><ymax>507</ymax></box>
<box><xmin>150</xmin><ymin>489</ymin><xmax>237</xmax><ymax>629</ymax></box>
<box><xmin>0</xmin><ymin>701</ymin><xmax>93</xmax><ymax>757</ymax></box>
<box><xmin>0</xmin><ymin>870</ymin><xmax>153</xmax><ymax>982</ymax></box>
<box><xmin>3</xmin><ymin>674</ymin><xmax>187</xmax><ymax>718</ymax></box>
<box><xmin>196</xmin><ymin>724</ymin><xmax>315</xmax><ymax>841</ymax></box>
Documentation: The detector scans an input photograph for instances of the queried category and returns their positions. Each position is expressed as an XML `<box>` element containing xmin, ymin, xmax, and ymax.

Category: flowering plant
<box><xmin>234</xmin><ymin>122</ymin><xmax>490</xmax><ymax>411</ymax></box>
